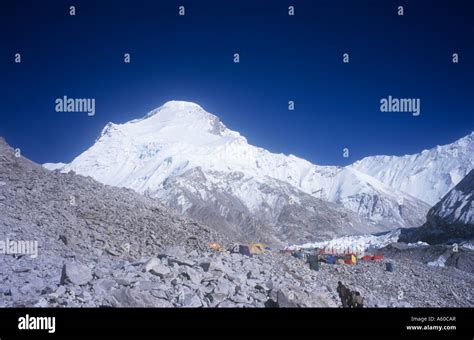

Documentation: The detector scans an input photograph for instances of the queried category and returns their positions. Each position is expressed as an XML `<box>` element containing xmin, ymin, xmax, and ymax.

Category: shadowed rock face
<box><xmin>156</xmin><ymin>167</ymin><xmax>389</xmax><ymax>246</ymax></box>
<box><xmin>426</xmin><ymin>170</ymin><xmax>474</xmax><ymax>227</ymax></box>
<box><xmin>399</xmin><ymin>170</ymin><xmax>474</xmax><ymax>245</ymax></box>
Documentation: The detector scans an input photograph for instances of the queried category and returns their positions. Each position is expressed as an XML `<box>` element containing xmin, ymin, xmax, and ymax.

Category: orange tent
<box><xmin>208</xmin><ymin>242</ymin><xmax>222</xmax><ymax>251</ymax></box>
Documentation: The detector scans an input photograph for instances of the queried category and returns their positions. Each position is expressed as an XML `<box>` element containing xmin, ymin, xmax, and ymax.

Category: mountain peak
<box><xmin>146</xmin><ymin>100</ymin><xmax>206</xmax><ymax>118</ymax></box>
<box><xmin>95</xmin><ymin>100</ymin><xmax>242</xmax><ymax>148</ymax></box>
<box><xmin>162</xmin><ymin>100</ymin><xmax>204</xmax><ymax>110</ymax></box>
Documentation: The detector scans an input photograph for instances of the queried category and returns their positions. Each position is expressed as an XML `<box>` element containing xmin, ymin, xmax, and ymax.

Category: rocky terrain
<box><xmin>157</xmin><ymin>167</ymin><xmax>384</xmax><ymax>245</ymax></box>
<box><xmin>2</xmin><ymin>242</ymin><xmax>473</xmax><ymax>308</ymax></box>
<box><xmin>1</xmin><ymin>136</ymin><xmax>473</xmax><ymax>308</ymax></box>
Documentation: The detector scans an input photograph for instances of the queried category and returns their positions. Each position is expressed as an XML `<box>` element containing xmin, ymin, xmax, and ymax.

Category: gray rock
<box><xmin>214</xmin><ymin>278</ymin><xmax>232</xmax><ymax>297</ymax></box>
<box><xmin>149</xmin><ymin>264</ymin><xmax>171</xmax><ymax>278</ymax></box>
<box><xmin>143</xmin><ymin>258</ymin><xmax>161</xmax><ymax>272</ymax></box>
<box><xmin>182</xmin><ymin>293</ymin><xmax>203</xmax><ymax>307</ymax></box>
<box><xmin>60</xmin><ymin>263</ymin><xmax>92</xmax><ymax>286</ymax></box>
<box><xmin>164</xmin><ymin>246</ymin><xmax>187</xmax><ymax>258</ymax></box>
<box><xmin>93</xmin><ymin>279</ymin><xmax>116</xmax><ymax>295</ymax></box>
<box><xmin>199</xmin><ymin>262</ymin><xmax>211</xmax><ymax>272</ymax></box>
<box><xmin>179</xmin><ymin>267</ymin><xmax>202</xmax><ymax>285</ymax></box>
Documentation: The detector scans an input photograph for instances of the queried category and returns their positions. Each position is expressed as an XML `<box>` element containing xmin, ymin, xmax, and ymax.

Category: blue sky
<box><xmin>1</xmin><ymin>0</ymin><xmax>473</xmax><ymax>166</ymax></box>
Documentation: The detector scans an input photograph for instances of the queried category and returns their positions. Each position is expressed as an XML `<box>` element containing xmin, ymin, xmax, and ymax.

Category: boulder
<box><xmin>143</xmin><ymin>258</ymin><xmax>162</xmax><ymax>272</ymax></box>
<box><xmin>182</xmin><ymin>293</ymin><xmax>203</xmax><ymax>307</ymax></box>
<box><xmin>93</xmin><ymin>279</ymin><xmax>116</xmax><ymax>295</ymax></box>
<box><xmin>60</xmin><ymin>263</ymin><xmax>93</xmax><ymax>286</ymax></box>
<box><xmin>199</xmin><ymin>262</ymin><xmax>211</xmax><ymax>272</ymax></box>
<box><xmin>149</xmin><ymin>264</ymin><xmax>171</xmax><ymax>278</ymax></box>
<box><xmin>179</xmin><ymin>267</ymin><xmax>202</xmax><ymax>285</ymax></box>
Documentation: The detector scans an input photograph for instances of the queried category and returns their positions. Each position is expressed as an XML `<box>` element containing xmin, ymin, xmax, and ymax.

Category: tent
<box><xmin>326</xmin><ymin>255</ymin><xmax>335</xmax><ymax>264</ymax></box>
<box><xmin>307</xmin><ymin>255</ymin><xmax>320</xmax><ymax>271</ymax></box>
<box><xmin>208</xmin><ymin>242</ymin><xmax>222</xmax><ymax>252</ymax></box>
<box><xmin>373</xmin><ymin>255</ymin><xmax>384</xmax><ymax>261</ymax></box>
<box><xmin>249</xmin><ymin>243</ymin><xmax>265</xmax><ymax>255</ymax></box>
<box><xmin>292</xmin><ymin>251</ymin><xmax>304</xmax><ymax>259</ymax></box>
<box><xmin>344</xmin><ymin>254</ymin><xmax>357</xmax><ymax>265</ymax></box>
<box><xmin>239</xmin><ymin>245</ymin><xmax>251</xmax><ymax>256</ymax></box>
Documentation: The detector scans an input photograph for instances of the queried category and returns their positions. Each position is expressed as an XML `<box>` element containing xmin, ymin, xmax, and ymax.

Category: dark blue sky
<box><xmin>1</xmin><ymin>0</ymin><xmax>473</xmax><ymax>166</ymax></box>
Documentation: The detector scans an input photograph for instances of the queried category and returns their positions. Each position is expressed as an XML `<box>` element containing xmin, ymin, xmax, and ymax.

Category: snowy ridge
<box><xmin>351</xmin><ymin>132</ymin><xmax>474</xmax><ymax>205</ymax></box>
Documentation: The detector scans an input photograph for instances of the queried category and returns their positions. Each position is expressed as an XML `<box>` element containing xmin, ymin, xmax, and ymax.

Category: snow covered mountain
<box><xmin>350</xmin><ymin>132</ymin><xmax>474</xmax><ymax>205</ymax></box>
<box><xmin>46</xmin><ymin>101</ymin><xmax>440</xmax><ymax>242</ymax></box>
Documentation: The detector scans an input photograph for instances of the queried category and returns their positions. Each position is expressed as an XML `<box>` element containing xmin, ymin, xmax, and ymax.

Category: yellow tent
<box><xmin>248</xmin><ymin>243</ymin><xmax>265</xmax><ymax>255</ymax></box>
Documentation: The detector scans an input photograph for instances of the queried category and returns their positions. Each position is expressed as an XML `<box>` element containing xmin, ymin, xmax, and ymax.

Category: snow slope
<box><xmin>43</xmin><ymin>162</ymin><xmax>67</xmax><ymax>171</ymax></box>
<box><xmin>350</xmin><ymin>132</ymin><xmax>474</xmax><ymax>205</ymax></box>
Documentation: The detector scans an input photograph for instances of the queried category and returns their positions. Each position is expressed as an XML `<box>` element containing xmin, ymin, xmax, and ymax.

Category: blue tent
<box><xmin>326</xmin><ymin>255</ymin><xmax>335</xmax><ymax>264</ymax></box>
<box><xmin>239</xmin><ymin>245</ymin><xmax>251</xmax><ymax>256</ymax></box>
<box><xmin>292</xmin><ymin>251</ymin><xmax>304</xmax><ymax>259</ymax></box>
